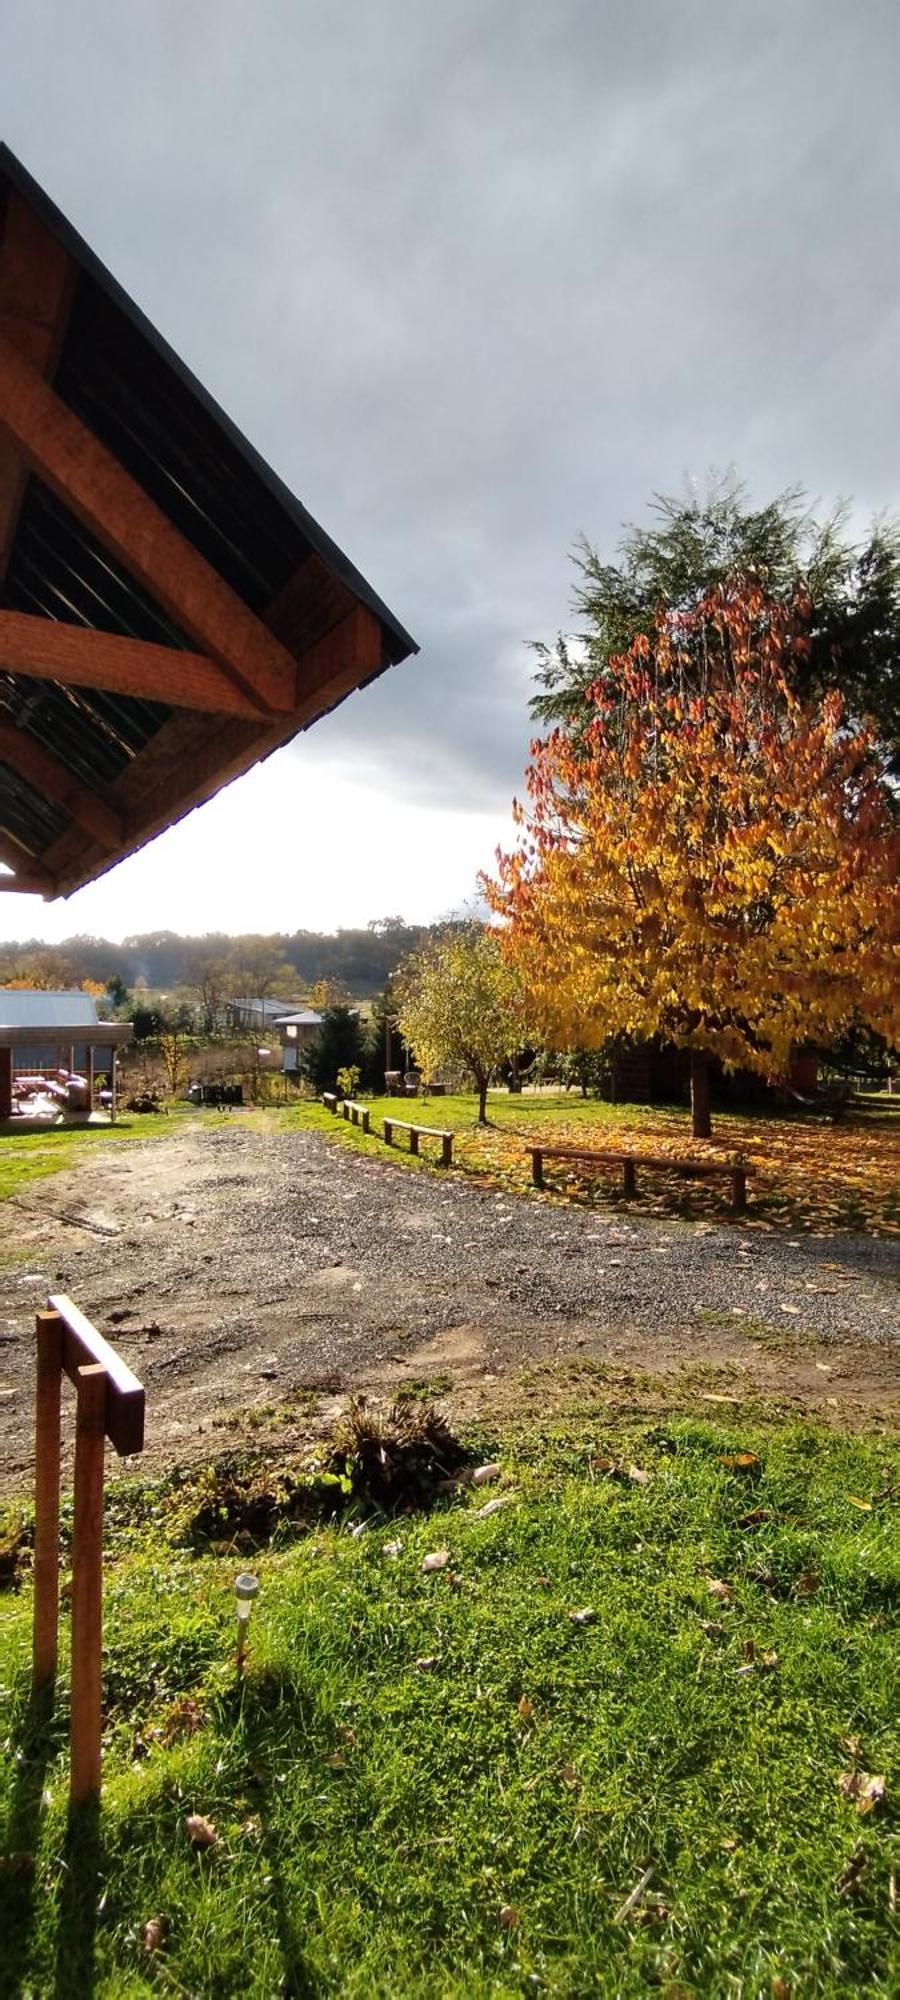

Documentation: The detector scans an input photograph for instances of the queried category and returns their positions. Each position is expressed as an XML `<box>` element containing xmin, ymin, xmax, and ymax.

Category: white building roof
<box><xmin>0</xmin><ymin>988</ymin><xmax>100</xmax><ymax>1027</ymax></box>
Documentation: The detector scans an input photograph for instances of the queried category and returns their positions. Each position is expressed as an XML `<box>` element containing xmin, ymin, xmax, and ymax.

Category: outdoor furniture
<box><xmin>383</xmin><ymin>1117</ymin><xmax>453</xmax><ymax>1167</ymax></box>
<box><xmin>322</xmin><ymin>1092</ymin><xmax>340</xmax><ymax>1112</ymax></box>
<box><xmin>530</xmin><ymin>1145</ymin><xmax>753</xmax><ymax>1213</ymax></box>
<box><xmin>342</xmin><ymin>1098</ymin><xmax>371</xmax><ymax>1133</ymax></box>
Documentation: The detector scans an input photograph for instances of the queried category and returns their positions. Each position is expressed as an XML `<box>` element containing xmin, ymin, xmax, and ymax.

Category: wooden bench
<box><xmin>383</xmin><ymin>1117</ymin><xmax>453</xmax><ymax>1167</ymax></box>
<box><xmin>342</xmin><ymin>1098</ymin><xmax>371</xmax><ymax>1133</ymax></box>
<box><xmin>530</xmin><ymin>1145</ymin><xmax>753</xmax><ymax>1213</ymax></box>
<box><xmin>322</xmin><ymin>1092</ymin><xmax>339</xmax><ymax>1113</ymax></box>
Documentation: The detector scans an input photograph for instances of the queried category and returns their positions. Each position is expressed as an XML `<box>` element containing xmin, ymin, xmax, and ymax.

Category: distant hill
<box><xmin>0</xmin><ymin>923</ymin><xmax>431</xmax><ymax>1000</ymax></box>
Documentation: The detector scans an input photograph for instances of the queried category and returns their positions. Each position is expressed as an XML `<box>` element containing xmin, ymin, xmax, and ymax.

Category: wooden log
<box><xmin>32</xmin><ymin>1308</ymin><xmax>63</xmax><ymax>1688</ymax></box>
<box><xmin>731</xmin><ymin>1168</ymin><xmax>747</xmax><ymax>1213</ymax></box>
<box><xmin>531</xmin><ymin>1147</ymin><xmax>544</xmax><ymax>1189</ymax></box>
<box><xmin>622</xmin><ymin>1158</ymin><xmax>637</xmax><ymax>1197</ymax></box>
<box><xmin>69</xmin><ymin>1362</ymin><xmax>106</xmax><ymax>1803</ymax></box>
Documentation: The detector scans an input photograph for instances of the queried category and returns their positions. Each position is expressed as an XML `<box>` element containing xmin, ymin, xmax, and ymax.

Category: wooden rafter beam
<box><xmin>0</xmin><ymin>610</ymin><xmax>270</xmax><ymax>718</ymax></box>
<box><xmin>0</xmin><ymin>718</ymin><xmax>124</xmax><ymax>849</ymax></box>
<box><xmin>42</xmin><ymin>603</ymin><xmax>386</xmax><ymax>897</ymax></box>
<box><xmin>292</xmin><ymin>602</ymin><xmax>384</xmax><ymax>721</ymax></box>
<box><xmin>0</xmin><ymin>334</ymin><xmax>298</xmax><ymax>715</ymax></box>
<box><xmin>0</xmin><ymin>194</ymin><xmax>75</xmax><ymax>590</ymax></box>
<box><xmin>0</xmin><ymin>827</ymin><xmax>55</xmax><ymax>892</ymax></box>
<box><xmin>0</xmin><ymin>874</ymin><xmax>50</xmax><ymax>893</ymax></box>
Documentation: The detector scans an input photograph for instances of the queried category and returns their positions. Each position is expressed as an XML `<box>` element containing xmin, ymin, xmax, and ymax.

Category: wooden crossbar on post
<box><xmin>31</xmin><ymin>1295</ymin><xmax>145</xmax><ymax>1805</ymax></box>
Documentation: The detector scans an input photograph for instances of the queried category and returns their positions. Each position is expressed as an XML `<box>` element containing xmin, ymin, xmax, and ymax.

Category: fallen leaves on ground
<box><xmin>141</xmin><ymin>1916</ymin><xmax>168</xmax><ymax>1956</ymax></box>
<box><xmin>472</xmin><ymin>1494</ymin><xmax>516</xmax><ymax>1519</ymax></box>
<box><xmin>838</xmin><ymin>1770</ymin><xmax>886</xmax><ymax>1814</ymax></box>
<box><xmin>444</xmin><ymin>1102</ymin><xmax>899</xmax><ymax>1237</ymax></box>
<box><xmin>422</xmin><ymin>1549</ymin><xmax>450</xmax><ymax>1573</ymax></box>
<box><xmin>185</xmin><ymin>1814</ymin><xmax>218</xmax><ymax>1849</ymax></box>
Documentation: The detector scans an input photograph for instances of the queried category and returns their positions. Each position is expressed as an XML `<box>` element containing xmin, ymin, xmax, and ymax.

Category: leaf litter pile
<box><xmin>1</xmin><ymin>1419</ymin><xmax>897</xmax><ymax>1997</ymax></box>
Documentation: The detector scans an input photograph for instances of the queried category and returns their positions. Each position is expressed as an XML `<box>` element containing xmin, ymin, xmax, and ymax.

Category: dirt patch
<box><xmin>0</xmin><ymin>1119</ymin><xmax>896</xmax><ymax>1492</ymax></box>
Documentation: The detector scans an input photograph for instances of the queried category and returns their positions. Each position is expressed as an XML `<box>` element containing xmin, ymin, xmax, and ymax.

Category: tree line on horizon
<box><xmin>0</xmin><ymin>917</ymin><xmax>432</xmax><ymax>1005</ymax></box>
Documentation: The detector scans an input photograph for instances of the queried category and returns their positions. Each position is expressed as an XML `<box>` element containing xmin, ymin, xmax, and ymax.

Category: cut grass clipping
<box><xmin>1</xmin><ymin>1420</ymin><xmax>897</xmax><ymax>1997</ymax></box>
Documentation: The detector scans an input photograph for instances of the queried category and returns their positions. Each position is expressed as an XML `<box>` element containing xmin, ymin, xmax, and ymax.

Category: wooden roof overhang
<box><xmin>0</xmin><ymin>146</ymin><xmax>417</xmax><ymax>899</ymax></box>
<box><xmin>0</xmin><ymin>1019</ymin><xmax>133</xmax><ymax>1048</ymax></box>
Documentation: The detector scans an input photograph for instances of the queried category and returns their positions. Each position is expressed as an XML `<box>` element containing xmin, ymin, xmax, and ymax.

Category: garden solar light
<box><xmin>235</xmin><ymin>1572</ymin><xmax>259</xmax><ymax>1672</ymax></box>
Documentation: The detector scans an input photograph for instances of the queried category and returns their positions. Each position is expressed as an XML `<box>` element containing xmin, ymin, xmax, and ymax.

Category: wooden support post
<box><xmin>409</xmin><ymin>1128</ymin><xmax>419</xmax><ymax>1155</ymax></box>
<box><xmin>532</xmin><ymin>1148</ymin><xmax>544</xmax><ymax>1189</ymax></box>
<box><xmin>110</xmin><ymin>1050</ymin><xmax>117</xmax><ymax>1126</ymax></box>
<box><xmin>342</xmin><ymin>1100</ymin><xmax>349</xmax><ymax>1120</ymax></box>
<box><xmin>731</xmin><ymin>1168</ymin><xmax>747</xmax><ymax>1214</ymax></box>
<box><xmin>70</xmin><ymin>1363</ymin><xmax>107</xmax><ymax>1804</ymax></box>
<box><xmin>623</xmin><ymin>1158</ymin><xmax>637</xmax><ymax>1197</ymax></box>
<box><xmin>87</xmin><ymin>1045</ymin><xmax>94</xmax><ymax>1114</ymax></box>
<box><xmin>0</xmin><ymin>1045</ymin><xmax>11</xmax><ymax>1120</ymax></box>
<box><xmin>383</xmin><ymin>1119</ymin><xmax>393</xmax><ymax>1146</ymax></box>
<box><xmin>361</xmin><ymin>1107</ymin><xmax>370</xmax><ymax>1134</ymax></box>
<box><xmin>440</xmin><ymin>1133</ymin><xmax>452</xmax><ymax>1168</ymax></box>
<box><xmin>32</xmin><ymin>1310</ymin><xmax>63</xmax><ymax>1687</ymax></box>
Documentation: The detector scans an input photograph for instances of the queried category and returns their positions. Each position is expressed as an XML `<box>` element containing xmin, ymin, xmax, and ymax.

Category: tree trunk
<box><xmin>690</xmin><ymin>1048</ymin><xmax>712</xmax><ymax>1138</ymax></box>
<box><xmin>476</xmin><ymin>1074</ymin><xmax>488</xmax><ymax>1124</ymax></box>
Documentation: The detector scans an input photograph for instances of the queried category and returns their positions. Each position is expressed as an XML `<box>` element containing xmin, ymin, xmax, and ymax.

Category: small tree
<box><xmin>488</xmin><ymin>581</ymin><xmax>900</xmax><ymax>1138</ymax></box>
<box><xmin>394</xmin><ymin>923</ymin><xmax>526</xmax><ymax>1124</ymax></box>
<box><xmin>185</xmin><ymin>939</ymin><xmax>233</xmax><ymax>1035</ymax></box>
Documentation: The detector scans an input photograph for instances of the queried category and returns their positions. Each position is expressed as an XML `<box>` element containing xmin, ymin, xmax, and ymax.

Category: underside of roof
<box><xmin>0</xmin><ymin>145</ymin><xmax>417</xmax><ymax>899</ymax></box>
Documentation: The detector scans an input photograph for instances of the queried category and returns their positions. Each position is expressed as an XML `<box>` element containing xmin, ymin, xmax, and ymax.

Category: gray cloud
<box><xmin>4</xmin><ymin>0</ymin><xmax>900</xmax><ymax>823</ymax></box>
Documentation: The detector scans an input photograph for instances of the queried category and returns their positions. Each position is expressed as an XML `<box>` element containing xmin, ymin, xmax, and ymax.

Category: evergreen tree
<box><xmin>302</xmin><ymin>1007</ymin><xmax>366</xmax><ymax>1094</ymax></box>
<box><xmin>531</xmin><ymin>477</ymin><xmax>900</xmax><ymax>770</ymax></box>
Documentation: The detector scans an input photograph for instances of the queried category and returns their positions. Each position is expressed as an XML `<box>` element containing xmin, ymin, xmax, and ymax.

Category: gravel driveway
<box><xmin>1</xmin><ymin>1121</ymin><xmax>897</xmax><ymax>1486</ymax></box>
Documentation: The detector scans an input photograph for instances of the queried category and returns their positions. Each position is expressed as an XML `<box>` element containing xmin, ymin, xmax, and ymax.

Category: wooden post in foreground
<box><xmin>30</xmin><ymin>1297</ymin><xmax>144</xmax><ymax>1806</ymax></box>
<box><xmin>32</xmin><ymin>1310</ymin><xmax>63</xmax><ymax>1686</ymax></box>
<box><xmin>70</xmin><ymin>1363</ymin><xmax>106</xmax><ymax>1803</ymax></box>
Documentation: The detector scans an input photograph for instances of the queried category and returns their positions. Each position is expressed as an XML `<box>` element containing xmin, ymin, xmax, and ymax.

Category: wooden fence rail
<box><xmin>32</xmin><ymin>1295</ymin><xmax>145</xmax><ymax>1804</ymax></box>
<box><xmin>382</xmin><ymin>1117</ymin><xmax>453</xmax><ymax>1167</ymax></box>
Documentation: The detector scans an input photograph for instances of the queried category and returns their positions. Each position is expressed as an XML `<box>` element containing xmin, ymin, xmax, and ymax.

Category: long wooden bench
<box><xmin>383</xmin><ymin>1116</ymin><xmax>453</xmax><ymax>1167</ymax></box>
<box><xmin>530</xmin><ymin>1145</ymin><xmax>753</xmax><ymax>1213</ymax></box>
<box><xmin>342</xmin><ymin>1098</ymin><xmax>370</xmax><ymax>1133</ymax></box>
<box><xmin>322</xmin><ymin>1092</ymin><xmax>339</xmax><ymax>1113</ymax></box>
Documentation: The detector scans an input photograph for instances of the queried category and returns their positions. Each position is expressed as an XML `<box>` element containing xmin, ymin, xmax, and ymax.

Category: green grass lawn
<box><xmin>2</xmin><ymin>1420</ymin><xmax>897</xmax><ymax>1996</ymax></box>
<box><xmin>0</xmin><ymin>1104</ymin><xmax>224</xmax><ymax>1205</ymax></box>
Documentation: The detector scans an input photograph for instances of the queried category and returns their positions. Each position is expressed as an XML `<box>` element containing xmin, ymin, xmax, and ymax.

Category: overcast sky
<box><xmin>2</xmin><ymin>0</ymin><xmax>899</xmax><ymax>943</ymax></box>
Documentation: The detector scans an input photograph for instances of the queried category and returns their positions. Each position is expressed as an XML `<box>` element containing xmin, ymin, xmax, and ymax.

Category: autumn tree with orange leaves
<box><xmin>486</xmin><ymin>581</ymin><xmax>900</xmax><ymax>1138</ymax></box>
